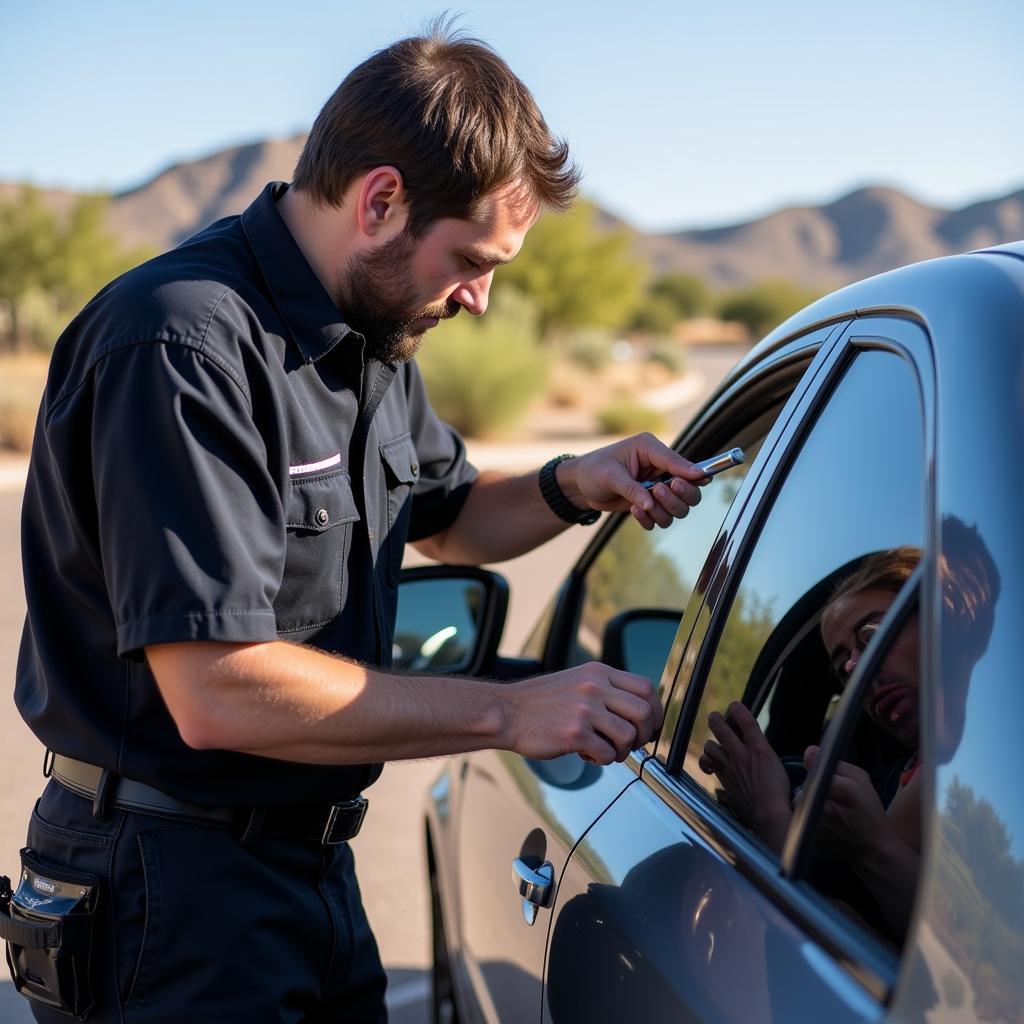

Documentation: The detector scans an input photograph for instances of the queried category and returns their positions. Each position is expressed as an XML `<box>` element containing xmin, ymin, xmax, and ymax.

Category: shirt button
<box><xmin>315</xmin><ymin>508</ymin><xmax>329</xmax><ymax>526</ymax></box>
<box><xmin>411</xmin><ymin>462</ymin><xmax>419</xmax><ymax>474</ymax></box>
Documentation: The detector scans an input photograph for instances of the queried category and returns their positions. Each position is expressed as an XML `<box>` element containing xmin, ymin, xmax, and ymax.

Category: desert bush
<box><xmin>717</xmin><ymin>280</ymin><xmax>821</xmax><ymax>341</ymax></box>
<box><xmin>630</xmin><ymin>294</ymin><xmax>679</xmax><ymax>335</ymax></box>
<box><xmin>632</xmin><ymin>273</ymin><xmax>711</xmax><ymax>334</ymax></box>
<box><xmin>561</xmin><ymin>329</ymin><xmax>615</xmax><ymax>371</ymax></box>
<box><xmin>651</xmin><ymin>272</ymin><xmax>710</xmax><ymax>319</ymax></box>
<box><xmin>417</xmin><ymin>292</ymin><xmax>548</xmax><ymax>437</ymax></box>
<box><xmin>645</xmin><ymin>339</ymin><xmax>687</xmax><ymax>374</ymax></box>
<box><xmin>596</xmin><ymin>400</ymin><xmax>667</xmax><ymax>436</ymax></box>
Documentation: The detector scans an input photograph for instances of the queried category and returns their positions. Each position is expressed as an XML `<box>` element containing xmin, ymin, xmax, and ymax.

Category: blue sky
<box><xmin>3</xmin><ymin>0</ymin><xmax>1021</xmax><ymax>232</ymax></box>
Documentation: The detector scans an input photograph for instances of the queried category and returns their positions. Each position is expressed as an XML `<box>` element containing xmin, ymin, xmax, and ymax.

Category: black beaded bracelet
<box><xmin>538</xmin><ymin>454</ymin><xmax>600</xmax><ymax>526</ymax></box>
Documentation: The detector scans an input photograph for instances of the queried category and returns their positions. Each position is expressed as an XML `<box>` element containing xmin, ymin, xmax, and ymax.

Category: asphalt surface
<box><xmin>0</xmin><ymin>344</ymin><xmax>743</xmax><ymax>1022</ymax></box>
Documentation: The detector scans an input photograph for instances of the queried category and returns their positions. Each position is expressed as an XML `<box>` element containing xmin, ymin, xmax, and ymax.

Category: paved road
<box><xmin>0</xmin><ymin>344</ymin><xmax>744</xmax><ymax>1021</ymax></box>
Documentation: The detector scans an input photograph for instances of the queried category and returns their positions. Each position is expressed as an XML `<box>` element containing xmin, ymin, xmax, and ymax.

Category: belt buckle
<box><xmin>321</xmin><ymin>796</ymin><xmax>368</xmax><ymax>845</ymax></box>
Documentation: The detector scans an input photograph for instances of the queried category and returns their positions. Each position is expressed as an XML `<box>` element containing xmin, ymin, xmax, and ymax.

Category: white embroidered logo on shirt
<box><xmin>289</xmin><ymin>453</ymin><xmax>342</xmax><ymax>476</ymax></box>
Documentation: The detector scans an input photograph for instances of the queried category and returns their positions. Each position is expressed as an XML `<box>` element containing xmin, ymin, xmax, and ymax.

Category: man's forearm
<box><xmin>148</xmin><ymin>640</ymin><xmax>509</xmax><ymax>764</ymax></box>
<box><xmin>417</xmin><ymin>436</ymin><xmax>709</xmax><ymax>564</ymax></box>
<box><xmin>146</xmin><ymin>639</ymin><xmax>664</xmax><ymax>767</ymax></box>
<box><xmin>416</xmin><ymin>468</ymin><xmax>571</xmax><ymax>564</ymax></box>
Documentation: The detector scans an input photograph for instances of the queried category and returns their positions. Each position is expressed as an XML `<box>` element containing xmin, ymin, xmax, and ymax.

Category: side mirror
<box><xmin>395</xmin><ymin>566</ymin><xmax>509</xmax><ymax>675</ymax></box>
<box><xmin>601</xmin><ymin>608</ymin><xmax>682</xmax><ymax>680</ymax></box>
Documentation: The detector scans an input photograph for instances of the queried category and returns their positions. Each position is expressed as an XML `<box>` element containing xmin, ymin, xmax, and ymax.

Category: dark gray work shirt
<box><xmin>16</xmin><ymin>181</ymin><xmax>477</xmax><ymax>807</ymax></box>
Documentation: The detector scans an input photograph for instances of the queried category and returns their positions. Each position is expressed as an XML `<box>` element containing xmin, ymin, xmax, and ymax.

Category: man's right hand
<box><xmin>501</xmin><ymin>662</ymin><xmax>663</xmax><ymax>764</ymax></box>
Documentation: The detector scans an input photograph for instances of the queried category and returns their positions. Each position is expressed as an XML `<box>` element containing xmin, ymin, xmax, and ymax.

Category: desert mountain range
<box><xmin>4</xmin><ymin>134</ymin><xmax>1022</xmax><ymax>289</ymax></box>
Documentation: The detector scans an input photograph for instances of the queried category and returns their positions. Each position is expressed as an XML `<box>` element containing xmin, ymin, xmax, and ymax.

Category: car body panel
<box><xmin>429</xmin><ymin>749</ymin><xmax>642</xmax><ymax>1023</ymax></box>
<box><xmin>544</xmin><ymin>763</ymin><xmax>882</xmax><ymax>1024</ymax></box>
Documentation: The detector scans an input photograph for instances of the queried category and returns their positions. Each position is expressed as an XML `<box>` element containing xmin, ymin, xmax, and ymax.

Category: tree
<box><xmin>494</xmin><ymin>199</ymin><xmax>644</xmax><ymax>337</ymax></box>
<box><xmin>0</xmin><ymin>186</ymin><xmax>60</xmax><ymax>347</ymax></box>
<box><xmin>717</xmin><ymin>280</ymin><xmax>821</xmax><ymax>341</ymax></box>
<box><xmin>630</xmin><ymin>293</ymin><xmax>679</xmax><ymax>335</ymax></box>
<box><xmin>0</xmin><ymin>186</ymin><xmax>151</xmax><ymax>350</ymax></box>
<box><xmin>650</xmin><ymin>272</ymin><xmax>710</xmax><ymax>319</ymax></box>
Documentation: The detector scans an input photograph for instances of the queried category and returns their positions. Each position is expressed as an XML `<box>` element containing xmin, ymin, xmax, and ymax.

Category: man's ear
<box><xmin>356</xmin><ymin>166</ymin><xmax>409</xmax><ymax>238</ymax></box>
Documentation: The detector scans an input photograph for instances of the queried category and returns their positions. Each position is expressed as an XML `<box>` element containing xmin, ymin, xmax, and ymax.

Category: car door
<box><xmin>450</xmin><ymin>324</ymin><xmax>841</xmax><ymax>1024</ymax></box>
<box><xmin>542</xmin><ymin>320</ymin><xmax>934</xmax><ymax>1022</ymax></box>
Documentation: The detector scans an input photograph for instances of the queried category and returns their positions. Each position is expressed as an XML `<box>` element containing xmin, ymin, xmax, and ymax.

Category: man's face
<box><xmin>821</xmin><ymin>586</ymin><xmax>921</xmax><ymax>748</ymax></box>
<box><xmin>337</xmin><ymin>183</ymin><xmax>536</xmax><ymax>364</ymax></box>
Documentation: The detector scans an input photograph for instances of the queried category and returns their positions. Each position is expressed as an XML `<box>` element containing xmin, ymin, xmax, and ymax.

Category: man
<box><xmin>5</xmin><ymin>25</ymin><xmax>705</xmax><ymax>1022</ymax></box>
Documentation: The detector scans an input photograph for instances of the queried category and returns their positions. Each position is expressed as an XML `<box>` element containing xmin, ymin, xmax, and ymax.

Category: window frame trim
<box><xmin>645</xmin><ymin>316</ymin><xmax>938</xmax><ymax>1002</ymax></box>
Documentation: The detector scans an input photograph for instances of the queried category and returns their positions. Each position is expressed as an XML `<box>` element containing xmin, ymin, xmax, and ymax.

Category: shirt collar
<box><xmin>241</xmin><ymin>181</ymin><xmax>359</xmax><ymax>365</ymax></box>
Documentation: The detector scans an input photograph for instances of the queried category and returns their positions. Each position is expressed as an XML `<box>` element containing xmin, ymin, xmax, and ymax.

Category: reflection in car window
<box><xmin>570</xmin><ymin>404</ymin><xmax>783</xmax><ymax>681</ymax></box>
<box><xmin>795</xmin><ymin>519</ymin><xmax>1003</xmax><ymax>959</ymax></box>
<box><xmin>686</xmin><ymin>349</ymin><xmax>926</xmax><ymax>949</ymax></box>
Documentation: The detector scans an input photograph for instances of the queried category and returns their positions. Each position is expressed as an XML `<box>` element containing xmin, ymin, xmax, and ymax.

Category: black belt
<box><xmin>48</xmin><ymin>754</ymin><xmax>368</xmax><ymax>846</ymax></box>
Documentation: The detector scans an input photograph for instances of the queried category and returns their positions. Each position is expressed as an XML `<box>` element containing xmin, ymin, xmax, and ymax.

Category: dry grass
<box><xmin>596</xmin><ymin>400</ymin><xmax>667</xmax><ymax>436</ymax></box>
<box><xmin>546</xmin><ymin>361</ymin><xmax>594</xmax><ymax>409</ymax></box>
<box><xmin>0</xmin><ymin>353</ymin><xmax>48</xmax><ymax>451</ymax></box>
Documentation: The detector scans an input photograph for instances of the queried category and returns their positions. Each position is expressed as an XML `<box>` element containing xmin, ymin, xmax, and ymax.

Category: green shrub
<box><xmin>717</xmin><ymin>280</ymin><xmax>821</xmax><ymax>341</ymax></box>
<box><xmin>561</xmin><ymin>329</ymin><xmax>615</xmax><ymax>371</ymax></box>
<box><xmin>630</xmin><ymin>294</ymin><xmax>679</xmax><ymax>335</ymax></box>
<box><xmin>645</xmin><ymin>339</ymin><xmax>687</xmax><ymax>374</ymax></box>
<box><xmin>650</xmin><ymin>273</ymin><xmax>710</xmax><ymax>318</ymax></box>
<box><xmin>417</xmin><ymin>293</ymin><xmax>548</xmax><ymax>437</ymax></box>
<box><xmin>596</xmin><ymin>401</ymin><xmax>667</xmax><ymax>436</ymax></box>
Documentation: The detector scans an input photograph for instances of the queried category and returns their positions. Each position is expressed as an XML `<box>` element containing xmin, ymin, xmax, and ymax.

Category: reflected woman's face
<box><xmin>821</xmin><ymin>587</ymin><xmax>920</xmax><ymax>747</ymax></box>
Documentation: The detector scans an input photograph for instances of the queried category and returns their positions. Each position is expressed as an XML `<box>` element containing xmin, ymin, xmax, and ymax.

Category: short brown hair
<box><xmin>830</xmin><ymin>547</ymin><xmax>922</xmax><ymax>608</ymax></box>
<box><xmin>292</xmin><ymin>20</ymin><xmax>580</xmax><ymax>234</ymax></box>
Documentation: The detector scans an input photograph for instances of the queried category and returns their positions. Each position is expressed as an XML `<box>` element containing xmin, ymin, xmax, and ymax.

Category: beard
<box><xmin>336</xmin><ymin>229</ymin><xmax>460</xmax><ymax>364</ymax></box>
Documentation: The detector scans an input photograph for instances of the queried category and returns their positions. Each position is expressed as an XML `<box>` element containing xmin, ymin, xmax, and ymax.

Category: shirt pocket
<box><xmin>274</xmin><ymin>470</ymin><xmax>360</xmax><ymax>633</ymax></box>
<box><xmin>380</xmin><ymin>434</ymin><xmax>421</xmax><ymax>586</ymax></box>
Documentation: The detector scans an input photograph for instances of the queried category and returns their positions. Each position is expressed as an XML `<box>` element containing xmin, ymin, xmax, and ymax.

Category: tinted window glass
<box><xmin>571</xmin><ymin>403</ymin><xmax>783</xmax><ymax>679</ymax></box>
<box><xmin>687</xmin><ymin>348</ymin><xmax>925</xmax><ymax>948</ymax></box>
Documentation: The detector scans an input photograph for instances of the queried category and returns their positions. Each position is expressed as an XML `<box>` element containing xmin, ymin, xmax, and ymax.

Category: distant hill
<box><xmin>3</xmin><ymin>136</ymin><xmax>1021</xmax><ymax>288</ymax></box>
<box><xmin>631</xmin><ymin>185</ymin><xmax>1024</xmax><ymax>288</ymax></box>
<box><xmin>107</xmin><ymin>135</ymin><xmax>307</xmax><ymax>250</ymax></box>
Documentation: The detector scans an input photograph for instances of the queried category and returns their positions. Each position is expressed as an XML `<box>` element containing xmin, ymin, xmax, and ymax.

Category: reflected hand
<box><xmin>557</xmin><ymin>434</ymin><xmax>707</xmax><ymax>531</ymax></box>
<box><xmin>803</xmin><ymin>746</ymin><xmax>892</xmax><ymax>857</ymax></box>
<box><xmin>699</xmin><ymin>701</ymin><xmax>792</xmax><ymax>851</ymax></box>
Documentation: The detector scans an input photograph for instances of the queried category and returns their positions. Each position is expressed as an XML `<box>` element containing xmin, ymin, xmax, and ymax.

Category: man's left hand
<box><xmin>558</xmin><ymin>433</ymin><xmax>708</xmax><ymax>530</ymax></box>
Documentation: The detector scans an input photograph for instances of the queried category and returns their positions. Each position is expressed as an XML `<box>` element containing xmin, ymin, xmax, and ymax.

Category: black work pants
<box><xmin>18</xmin><ymin>782</ymin><xmax>387</xmax><ymax>1023</ymax></box>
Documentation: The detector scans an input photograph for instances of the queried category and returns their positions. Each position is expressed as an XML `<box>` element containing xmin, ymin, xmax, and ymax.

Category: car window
<box><xmin>682</xmin><ymin>348</ymin><xmax>925</xmax><ymax>951</ymax></box>
<box><xmin>568</xmin><ymin>402</ymin><xmax>785</xmax><ymax>683</ymax></box>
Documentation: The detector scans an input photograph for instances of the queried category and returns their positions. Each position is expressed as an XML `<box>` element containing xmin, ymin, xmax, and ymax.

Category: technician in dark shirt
<box><xmin>10</xmin><ymin>27</ymin><xmax>706</xmax><ymax>1024</ymax></box>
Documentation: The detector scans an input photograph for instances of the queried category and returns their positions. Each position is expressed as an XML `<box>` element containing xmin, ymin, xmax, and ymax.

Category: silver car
<box><xmin>401</xmin><ymin>241</ymin><xmax>1024</xmax><ymax>1023</ymax></box>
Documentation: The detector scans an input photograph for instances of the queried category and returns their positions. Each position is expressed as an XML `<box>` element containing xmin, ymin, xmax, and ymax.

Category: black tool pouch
<box><xmin>0</xmin><ymin>848</ymin><xmax>99</xmax><ymax>1019</ymax></box>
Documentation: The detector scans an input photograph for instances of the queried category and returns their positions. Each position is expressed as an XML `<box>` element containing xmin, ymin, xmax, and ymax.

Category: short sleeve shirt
<box><xmin>16</xmin><ymin>182</ymin><xmax>478</xmax><ymax>807</ymax></box>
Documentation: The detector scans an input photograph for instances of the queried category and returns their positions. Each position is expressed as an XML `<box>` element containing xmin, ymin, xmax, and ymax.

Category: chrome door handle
<box><xmin>513</xmin><ymin>858</ymin><xmax>553</xmax><ymax>926</ymax></box>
